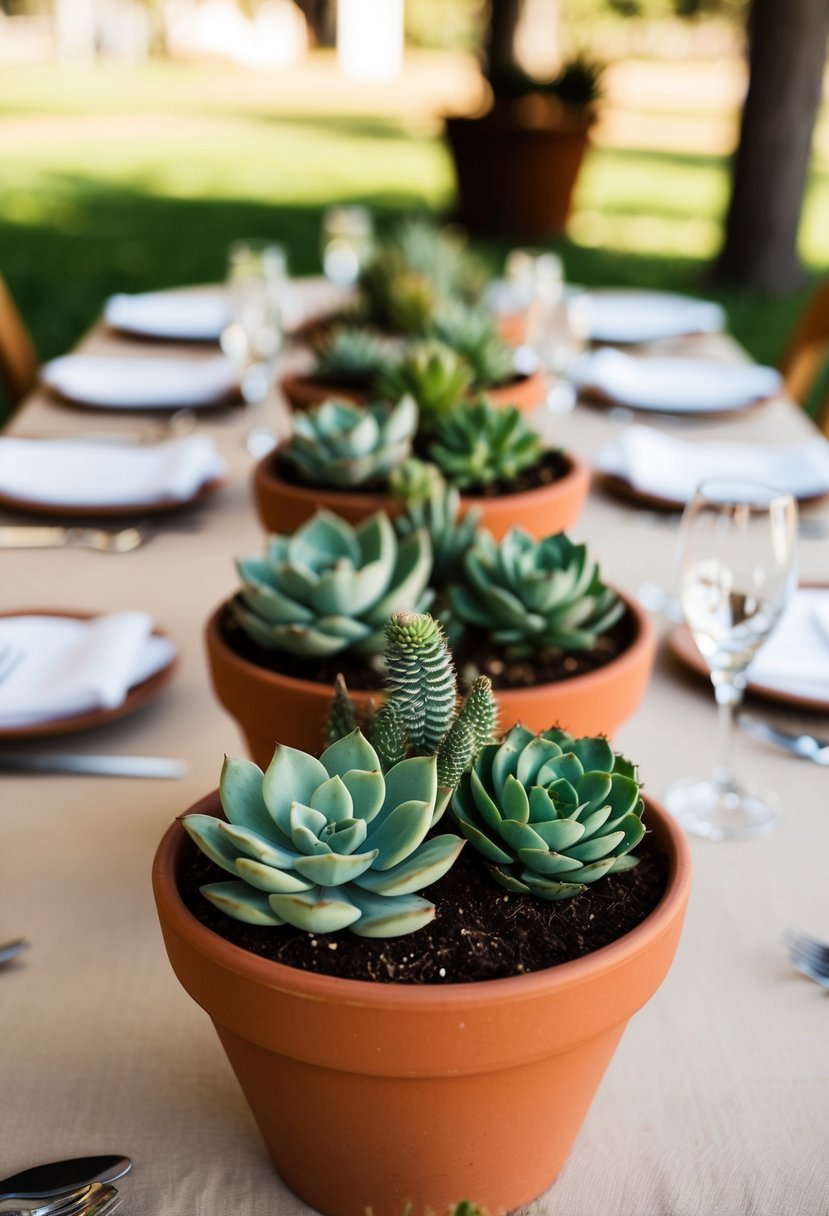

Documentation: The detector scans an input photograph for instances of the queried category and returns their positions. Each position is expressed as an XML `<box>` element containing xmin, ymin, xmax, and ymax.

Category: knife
<box><xmin>0</xmin><ymin>753</ymin><xmax>187</xmax><ymax>778</ymax></box>
<box><xmin>738</xmin><ymin>714</ymin><xmax>829</xmax><ymax>766</ymax></box>
<box><xmin>0</xmin><ymin>1155</ymin><xmax>132</xmax><ymax>1201</ymax></box>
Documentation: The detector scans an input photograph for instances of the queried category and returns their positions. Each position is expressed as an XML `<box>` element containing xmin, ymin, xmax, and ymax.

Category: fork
<box><xmin>0</xmin><ymin>525</ymin><xmax>151</xmax><ymax>554</ymax></box>
<box><xmin>784</xmin><ymin>927</ymin><xmax>829</xmax><ymax>988</ymax></box>
<box><xmin>4</xmin><ymin>1183</ymin><xmax>121</xmax><ymax>1216</ymax></box>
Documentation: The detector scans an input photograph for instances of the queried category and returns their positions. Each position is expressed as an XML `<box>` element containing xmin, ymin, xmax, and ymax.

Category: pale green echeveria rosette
<box><xmin>449</xmin><ymin>527</ymin><xmax>624</xmax><ymax>657</ymax></box>
<box><xmin>232</xmin><ymin>509</ymin><xmax>433</xmax><ymax>658</ymax></box>
<box><xmin>183</xmin><ymin>729</ymin><xmax>465</xmax><ymax>937</ymax></box>
<box><xmin>285</xmin><ymin>396</ymin><xmax>418</xmax><ymax>489</ymax></box>
<box><xmin>452</xmin><ymin>724</ymin><xmax>645</xmax><ymax>901</ymax></box>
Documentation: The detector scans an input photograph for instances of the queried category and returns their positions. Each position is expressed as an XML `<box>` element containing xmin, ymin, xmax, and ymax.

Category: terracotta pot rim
<box><xmin>207</xmin><ymin>585</ymin><xmax>650</xmax><ymax>705</ymax></box>
<box><xmin>153</xmin><ymin>790</ymin><xmax>690</xmax><ymax>1009</ymax></box>
<box><xmin>279</xmin><ymin>367</ymin><xmax>545</xmax><ymax>400</ymax></box>
<box><xmin>254</xmin><ymin>444</ymin><xmax>588</xmax><ymax>515</ymax></box>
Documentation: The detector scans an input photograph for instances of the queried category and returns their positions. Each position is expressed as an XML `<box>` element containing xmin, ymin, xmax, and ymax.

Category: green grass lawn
<box><xmin>1</xmin><ymin>58</ymin><xmax>826</xmax><ymax>409</ymax></box>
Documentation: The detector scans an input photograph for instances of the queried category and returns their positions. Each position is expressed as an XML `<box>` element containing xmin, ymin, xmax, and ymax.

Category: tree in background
<box><xmin>713</xmin><ymin>0</ymin><xmax>829</xmax><ymax>292</ymax></box>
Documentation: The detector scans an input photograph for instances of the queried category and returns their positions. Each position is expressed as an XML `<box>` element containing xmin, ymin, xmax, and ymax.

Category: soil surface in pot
<box><xmin>220</xmin><ymin>602</ymin><xmax>635</xmax><ymax>694</ymax></box>
<box><xmin>270</xmin><ymin>447</ymin><xmax>569</xmax><ymax>501</ymax></box>
<box><xmin>179</xmin><ymin>830</ymin><xmax>667</xmax><ymax>984</ymax></box>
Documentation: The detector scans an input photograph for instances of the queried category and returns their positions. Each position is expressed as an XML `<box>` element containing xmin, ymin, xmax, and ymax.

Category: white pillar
<box><xmin>337</xmin><ymin>0</ymin><xmax>404</xmax><ymax>83</ymax></box>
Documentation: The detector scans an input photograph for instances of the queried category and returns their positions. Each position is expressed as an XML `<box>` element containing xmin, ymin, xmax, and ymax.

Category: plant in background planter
<box><xmin>154</xmin><ymin>611</ymin><xmax>691</xmax><ymax>1216</ymax></box>
<box><xmin>446</xmin><ymin>55</ymin><xmax>604</xmax><ymax>239</ymax></box>
<box><xmin>255</xmin><ymin>388</ymin><xmax>589</xmax><ymax>541</ymax></box>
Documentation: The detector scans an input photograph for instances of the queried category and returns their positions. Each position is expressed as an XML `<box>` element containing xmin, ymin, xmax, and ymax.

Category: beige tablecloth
<box><xmin>2</xmin><ymin>289</ymin><xmax>828</xmax><ymax>1216</ymax></box>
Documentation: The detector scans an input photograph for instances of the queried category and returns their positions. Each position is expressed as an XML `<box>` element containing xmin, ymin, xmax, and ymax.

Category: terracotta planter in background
<box><xmin>205</xmin><ymin>589</ymin><xmax>653</xmax><ymax>766</ymax></box>
<box><xmin>152</xmin><ymin>792</ymin><xmax>691</xmax><ymax>1216</ymax></box>
<box><xmin>279</xmin><ymin>367</ymin><xmax>548</xmax><ymax>416</ymax></box>
<box><xmin>252</xmin><ymin>445</ymin><xmax>591</xmax><ymax>540</ymax></box>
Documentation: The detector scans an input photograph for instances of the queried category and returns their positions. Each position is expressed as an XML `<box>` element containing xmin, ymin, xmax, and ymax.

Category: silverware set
<box><xmin>0</xmin><ymin>1156</ymin><xmax>131</xmax><ymax>1216</ymax></box>
<box><xmin>785</xmin><ymin>928</ymin><xmax>829</xmax><ymax>990</ymax></box>
<box><xmin>0</xmin><ymin>524</ymin><xmax>152</xmax><ymax>554</ymax></box>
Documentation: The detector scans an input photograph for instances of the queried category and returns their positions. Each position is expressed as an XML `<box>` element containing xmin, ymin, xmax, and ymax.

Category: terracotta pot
<box><xmin>205</xmin><ymin>589</ymin><xmax>653</xmax><ymax>767</ymax></box>
<box><xmin>152</xmin><ymin>792</ymin><xmax>691</xmax><ymax>1216</ymax></box>
<box><xmin>279</xmin><ymin>368</ymin><xmax>548</xmax><ymax>417</ymax></box>
<box><xmin>446</xmin><ymin>111</ymin><xmax>593</xmax><ymax>240</ymax></box>
<box><xmin>252</xmin><ymin>445</ymin><xmax>590</xmax><ymax>540</ymax></box>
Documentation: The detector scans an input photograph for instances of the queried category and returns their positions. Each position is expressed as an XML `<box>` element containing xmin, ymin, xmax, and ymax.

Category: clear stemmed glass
<box><xmin>221</xmin><ymin>239</ymin><xmax>287</xmax><ymax>456</ymax></box>
<box><xmin>320</xmin><ymin>205</ymin><xmax>373</xmax><ymax>287</ymax></box>
<box><xmin>521</xmin><ymin>265</ymin><xmax>589</xmax><ymax>417</ymax></box>
<box><xmin>665</xmin><ymin>478</ymin><xmax>798</xmax><ymax>841</ymax></box>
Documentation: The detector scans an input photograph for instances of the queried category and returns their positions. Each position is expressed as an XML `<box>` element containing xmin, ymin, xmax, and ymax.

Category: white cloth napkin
<box><xmin>749</xmin><ymin>589</ymin><xmax>829</xmax><ymax>698</ymax></box>
<box><xmin>0</xmin><ymin>612</ymin><xmax>176</xmax><ymax>727</ymax></box>
<box><xmin>41</xmin><ymin>354</ymin><xmax>238</xmax><ymax>410</ymax></box>
<box><xmin>105</xmin><ymin>290</ymin><xmax>227</xmax><ymax>342</ymax></box>
<box><xmin>571</xmin><ymin>348</ymin><xmax>781</xmax><ymax>413</ymax></box>
<box><xmin>583</xmin><ymin>290</ymin><xmax>725</xmax><ymax>345</ymax></box>
<box><xmin>0</xmin><ymin>435</ymin><xmax>226</xmax><ymax>507</ymax></box>
<box><xmin>595</xmin><ymin>425</ymin><xmax>829</xmax><ymax>503</ymax></box>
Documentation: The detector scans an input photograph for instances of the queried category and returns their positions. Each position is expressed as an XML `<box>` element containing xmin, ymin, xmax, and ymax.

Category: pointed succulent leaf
<box><xmin>235</xmin><ymin>858</ymin><xmax>315</xmax><ymax>894</ymax></box>
<box><xmin>201</xmin><ymin>881</ymin><xmax>286</xmax><ymax>925</ymax></box>
<box><xmin>216</xmin><ymin>821</ymin><xmax>301</xmax><ymax>869</ymax></box>
<box><xmin>261</xmin><ymin>745</ymin><xmax>329</xmax><ymax>836</ymax></box>
<box><xmin>309</xmin><ymin>774</ymin><xmax>354</xmax><ymax>823</ymax></box>
<box><xmin>182</xmin><ymin>815</ymin><xmax>241</xmax><ymax>877</ymax></box>
<box><xmin>320</xmin><ymin>729</ymin><xmax>382</xmax><ymax>782</ymax></box>
<box><xmin>292</xmin><ymin>848</ymin><xmax>379</xmax><ymax>885</ymax></box>
<box><xmin>502</xmin><ymin>773</ymin><xmax>530</xmax><ymax>823</ymax></box>
<box><xmin>352</xmin><ymin>834</ymin><xmax>464</xmax><ymax>896</ymax></box>
<box><xmin>521</xmin><ymin>873</ymin><xmax>587</xmax><ymax>901</ymax></box>
<box><xmin>219</xmin><ymin>756</ymin><xmax>280</xmax><ymax>839</ymax></box>
<box><xmin>345</xmin><ymin>888</ymin><xmax>436</xmax><ymax>938</ymax></box>
<box><xmin>366</xmin><ymin>799</ymin><xmax>433</xmax><ymax>870</ymax></box>
<box><xmin>339</xmin><ymin>767</ymin><xmax>386</xmax><ymax>824</ymax></box>
<box><xmin>269</xmin><ymin>885</ymin><xmax>362</xmax><ymax>933</ymax></box>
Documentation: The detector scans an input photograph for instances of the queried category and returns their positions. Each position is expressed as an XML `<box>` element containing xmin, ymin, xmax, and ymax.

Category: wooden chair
<box><xmin>777</xmin><ymin>280</ymin><xmax>829</xmax><ymax>437</ymax></box>
<box><xmin>0</xmin><ymin>272</ymin><xmax>39</xmax><ymax>413</ymax></box>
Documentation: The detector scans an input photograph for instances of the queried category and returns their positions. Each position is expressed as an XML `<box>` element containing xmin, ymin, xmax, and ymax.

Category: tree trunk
<box><xmin>294</xmin><ymin>0</ymin><xmax>335</xmax><ymax>47</ymax></box>
<box><xmin>484</xmin><ymin>0</ymin><xmax>523</xmax><ymax>76</ymax></box>
<box><xmin>712</xmin><ymin>0</ymin><xmax>829</xmax><ymax>292</ymax></box>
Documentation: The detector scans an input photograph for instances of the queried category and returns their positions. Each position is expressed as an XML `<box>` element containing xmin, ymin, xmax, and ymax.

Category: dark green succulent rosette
<box><xmin>452</xmin><ymin>724</ymin><xmax>646</xmax><ymax>901</ymax></box>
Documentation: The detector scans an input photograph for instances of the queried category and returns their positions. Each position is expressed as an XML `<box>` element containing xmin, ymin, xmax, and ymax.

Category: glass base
<box><xmin>664</xmin><ymin>776</ymin><xmax>780</xmax><ymax>842</ymax></box>
<box><xmin>245</xmin><ymin>426</ymin><xmax>277</xmax><ymax>458</ymax></box>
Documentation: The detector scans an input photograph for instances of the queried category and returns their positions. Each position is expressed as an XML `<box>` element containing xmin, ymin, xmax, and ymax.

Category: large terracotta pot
<box><xmin>446</xmin><ymin>110</ymin><xmax>593</xmax><ymax>239</ymax></box>
<box><xmin>252</xmin><ymin>444</ymin><xmax>591</xmax><ymax>540</ymax></box>
<box><xmin>153</xmin><ymin>792</ymin><xmax>691</xmax><ymax>1216</ymax></box>
<box><xmin>205</xmin><ymin>591</ymin><xmax>654</xmax><ymax>767</ymax></box>
<box><xmin>279</xmin><ymin>367</ymin><xmax>548</xmax><ymax>416</ymax></box>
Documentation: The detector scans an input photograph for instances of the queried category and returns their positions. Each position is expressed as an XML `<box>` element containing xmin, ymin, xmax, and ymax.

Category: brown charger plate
<box><xmin>598</xmin><ymin>471</ymin><xmax>829</xmax><ymax>515</ymax></box>
<box><xmin>579</xmin><ymin>383</ymin><xmax>777</xmax><ymax>422</ymax></box>
<box><xmin>45</xmin><ymin>383</ymin><xmax>243</xmax><ymax>413</ymax></box>
<box><xmin>0</xmin><ymin>476</ymin><xmax>225</xmax><ymax>521</ymax></box>
<box><xmin>0</xmin><ymin>608</ymin><xmax>179</xmax><ymax>740</ymax></box>
<box><xmin>668</xmin><ymin>584</ymin><xmax>829</xmax><ymax>713</ymax></box>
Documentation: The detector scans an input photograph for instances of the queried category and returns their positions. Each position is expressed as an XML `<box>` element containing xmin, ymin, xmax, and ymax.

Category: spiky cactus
<box><xmin>453</xmin><ymin>724</ymin><xmax>645</xmax><ymax>901</ymax></box>
<box><xmin>428</xmin><ymin>399</ymin><xmax>544</xmax><ymax>490</ymax></box>
<box><xmin>390</xmin><ymin>459</ymin><xmax>482</xmax><ymax>590</ymax></box>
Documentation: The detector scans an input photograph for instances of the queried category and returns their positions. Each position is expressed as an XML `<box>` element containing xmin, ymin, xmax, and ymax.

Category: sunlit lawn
<box><xmin>1</xmin><ymin>59</ymin><xmax>827</xmax><ymax>384</ymax></box>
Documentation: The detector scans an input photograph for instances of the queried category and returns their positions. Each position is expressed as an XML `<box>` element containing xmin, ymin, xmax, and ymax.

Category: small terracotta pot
<box><xmin>252</xmin><ymin>445</ymin><xmax>591</xmax><ymax>540</ymax></box>
<box><xmin>152</xmin><ymin>792</ymin><xmax>691</xmax><ymax>1216</ymax></box>
<box><xmin>279</xmin><ymin>368</ymin><xmax>548</xmax><ymax>416</ymax></box>
<box><xmin>205</xmin><ymin>590</ymin><xmax>653</xmax><ymax>767</ymax></box>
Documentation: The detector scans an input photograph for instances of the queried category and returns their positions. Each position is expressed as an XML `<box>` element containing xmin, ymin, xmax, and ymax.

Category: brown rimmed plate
<box><xmin>598</xmin><ymin>472</ymin><xmax>829</xmax><ymax>515</ymax></box>
<box><xmin>0</xmin><ymin>476</ymin><xmax>225</xmax><ymax>520</ymax></box>
<box><xmin>668</xmin><ymin>585</ymin><xmax>829</xmax><ymax>713</ymax></box>
<box><xmin>0</xmin><ymin>608</ymin><xmax>179</xmax><ymax>740</ymax></box>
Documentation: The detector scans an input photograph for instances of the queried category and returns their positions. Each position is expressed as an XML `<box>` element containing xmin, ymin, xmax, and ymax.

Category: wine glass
<box><xmin>320</xmin><ymin>205</ymin><xmax>373</xmax><ymax>287</ymax></box>
<box><xmin>665</xmin><ymin>478</ymin><xmax>798</xmax><ymax>841</ymax></box>
<box><xmin>221</xmin><ymin>240</ymin><xmax>287</xmax><ymax>456</ymax></box>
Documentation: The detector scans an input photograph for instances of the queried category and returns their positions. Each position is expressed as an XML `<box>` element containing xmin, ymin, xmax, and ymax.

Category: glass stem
<box><xmin>711</xmin><ymin>673</ymin><xmax>744</xmax><ymax>793</ymax></box>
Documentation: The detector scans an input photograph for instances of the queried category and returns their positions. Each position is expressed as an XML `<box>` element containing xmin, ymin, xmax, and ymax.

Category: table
<box><xmin>2</xmin><ymin>292</ymin><xmax>828</xmax><ymax>1216</ymax></box>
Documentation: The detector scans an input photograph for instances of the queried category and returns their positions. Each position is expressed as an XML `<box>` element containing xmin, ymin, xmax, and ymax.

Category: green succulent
<box><xmin>284</xmin><ymin>396</ymin><xmax>418</xmax><ymax>489</ymax></box>
<box><xmin>359</xmin><ymin>253</ymin><xmax>439</xmax><ymax>336</ymax></box>
<box><xmin>312</xmin><ymin>326</ymin><xmax>390</xmax><ymax>388</ymax></box>
<box><xmin>183</xmin><ymin>729</ymin><xmax>465</xmax><ymax>936</ymax></box>
<box><xmin>378</xmin><ymin>340</ymin><xmax>473</xmax><ymax>424</ymax></box>
<box><xmin>430</xmin><ymin>304</ymin><xmax>516</xmax><ymax>387</ymax></box>
<box><xmin>429</xmin><ymin>399</ymin><xmax>544</xmax><ymax>490</ymax></box>
<box><xmin>390</xmin><ymin>459</ymin><xmax>482</xmax><ymax>589</ymax></box>
<box><xmin>448</xmin><ymin>528</ymin><xmax>624</xmax><ymax>657</ymax></box>
<box><xmin>232</xmin><ymin>510</ymin><xmax>433</xmax><ymax>658</ymax></box>
<box><xmin>453</xmin><ymin>724</ymin><xmax>645</xmax><ymax>900</ymax></box>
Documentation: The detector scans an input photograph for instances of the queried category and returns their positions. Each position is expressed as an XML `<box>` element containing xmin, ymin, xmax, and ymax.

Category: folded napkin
<box><xmin>105</xmin><ymin>290</ymin><xmax>227</xmax><ymax>342</ymax></box>
<box><xmin>595</xmin><ymin>426</ymin><xmax>829</xmax><ymax>503</ymax></box>
<box><xmin>41</xmin><ymin>354</ymin><xmax>238</xmax><ymax>410</ymax></box>
<box><xmin>0</xmin><ymin>435</ymin><xmax>226</xmax><ymax>507</ymax></box>
<box><xmin>571</xmin><ymin>348</ymin><xmax>781</xmax><ymax>413</ymax></box>
<box><xmin>749</xmin><ymin>589</ymin><xmax>829</xmax><ymax>697</ymax></box>
<box><xmin>0</xmin><ymin>612</ymin><xmax>176</xmax><ymax>728</ymax></box>
<box><xmin>584</xmin><ymin>290</ymin><xmax>725</xmax><ymax>345</ymax></box>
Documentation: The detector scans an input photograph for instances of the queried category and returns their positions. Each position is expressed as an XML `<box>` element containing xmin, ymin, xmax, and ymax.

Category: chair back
<box><xmin>0</xmin><ymin>273</ymin><xmax>39</xmax><ymax>411</ymax></box>
<box><xmin>778</xmin><ymin>280</ymin><xmax>829</xmax><ymax>437</ymax></box>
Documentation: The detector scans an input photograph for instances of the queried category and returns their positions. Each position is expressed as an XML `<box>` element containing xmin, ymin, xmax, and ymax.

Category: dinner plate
<box><xmin>0</xmin><ymin>609</ymin><xmax>178</xmax><ymax>740</ymax></box>
<box><xmin>41</xmin><ymin>355</ymin><xmax>240</xmax><ymax>412</ymax></box>
<box><xmin>668</xmin><ymin>588</ymin><xmax>829</xmax><ymax>713</ymax></box>
<box><xmin>0</xmin><ymin>476</ymin><xmax>224</xmax><ymax>520</ymax></box>
<box><xmin>105</xmin><ymin>289</ymin><xmax>227</xmax><ymax>342</ymax></box>
<box><xmin>584</xmin><ymin>289</ymin><xmax>726</xmax><ymax>345</ymax></box>
<box><xmin>597</xmin><ymin>472</ymin><xmax>829</xmax><ymax>515</ymax></box>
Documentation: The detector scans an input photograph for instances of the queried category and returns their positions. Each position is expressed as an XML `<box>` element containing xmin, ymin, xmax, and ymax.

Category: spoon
<box><xmin>0</xmin><ymin>1157</ymin><xmax>131</xmax><ymax>1201</ymax></box>
<box><xmin>0</xmin><ymin>937</ymin><xmax>29</xmax><ymax>966</ymax></box>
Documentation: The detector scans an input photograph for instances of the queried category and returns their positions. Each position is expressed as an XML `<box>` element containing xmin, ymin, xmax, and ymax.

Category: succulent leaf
<box><xmin>392</xmin><ymin>460</ymin><xmax>483</xmax><ymax>590</ymax></box>
<box><xmin>378</xmin><ymin>340</ymin><xmax>473</xmax><ymax>423</ymax></box>
<box><xmin>201</xmin><ymin>881</ymin><xmax>286</xmax><ymax>925</ymax></box>
<box><xmin>284</xmin><ymin>396</ymin><xmax>418</xmax><ymax>490</ymax></box>
<box><xmin>429</xmin><ymin>399</ymin><xmax>544</xmax><ymax>490</ymax></box>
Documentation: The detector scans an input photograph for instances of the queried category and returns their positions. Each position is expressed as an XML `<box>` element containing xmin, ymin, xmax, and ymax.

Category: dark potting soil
<box><xmin>270</xmin><ymin>446</ymin><xmax>570</xmax><ymax>501</ymax></box>
<box><xmin>220</xmin><ymin>599</ymin><xmax>635</xmax><ymax>694</ymax></box>
<box><xmin>178</xmin><ymin>826</ymin><xmax>668</xmax><ymax>984</ymax></box>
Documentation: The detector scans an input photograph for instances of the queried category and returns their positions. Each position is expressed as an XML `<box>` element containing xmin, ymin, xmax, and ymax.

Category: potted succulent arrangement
<box><xmin>252</xmin><ymin>389</ymin><xmax>590</xmax><ymax>540</ymax></box>
<box><xmin>204</xmin><ymin>506</ymin><xmax>653</xmax><ymax>763</ymax></box>
<box><xmin>154</xmin><ymin>612</ymin><xmax>691</xmax><ymax>1216</ymax></box>
<box><xmin>446</xmin><ymin>56</ymin><xmax>604</xmax><ymax>239</ymax></box>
